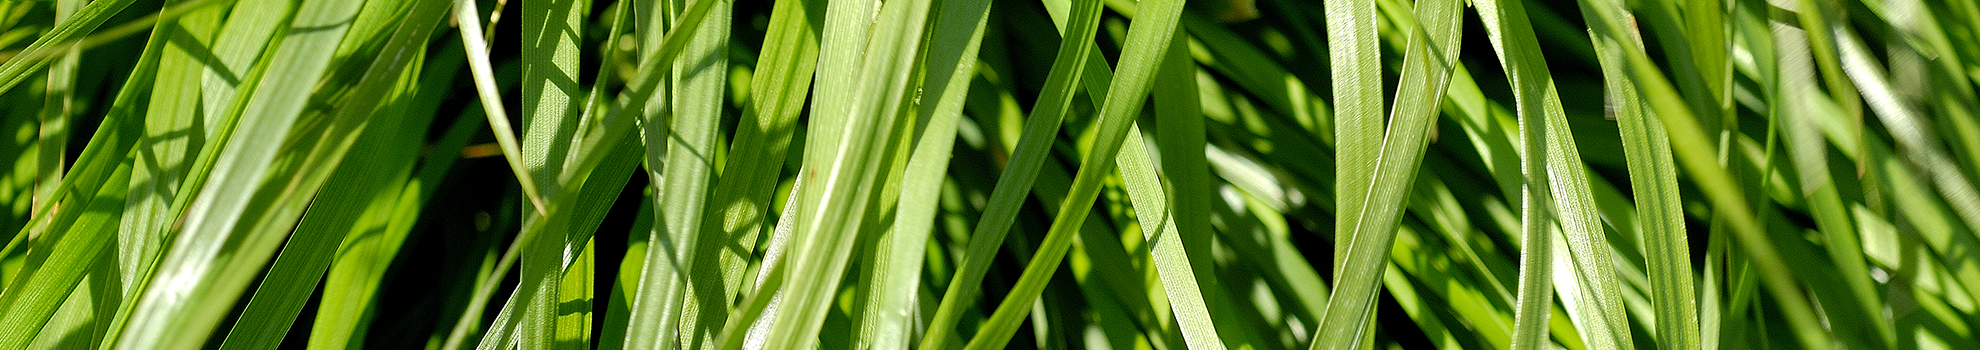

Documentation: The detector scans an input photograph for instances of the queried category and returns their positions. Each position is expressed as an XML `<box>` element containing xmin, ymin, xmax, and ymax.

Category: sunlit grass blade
<box><xmin>215</xmin><ymin>1</ymin><xmax>459</xmax><ymax>347</ymax></box>
<box><xmin>111</xmin><ymin>0</ymin><xmax>368</xmax><ymax>346</ymax></box>
<box><xmin>443</xmin><ymin>0</ymin><xmax>720</xmax><ymax>346</ymax></box>
<box><xmin>0</xmin><ymin>0</ymin><xmax>138</xmax><ymax>96</ymax></box>
<box><xmin>917</xmin><ymin>0</ymin><xmax>1104</xmax><ymax>347</ymax></box>
<box><xmin>759</xmin><ymin>0</ymin><xmax>941</xmax><ymax>344</ymax></box>
<box><xmin>0</xmin><ymin>163</ymin><xmax>129</xmax><ymax>349</ymax></box>
<box><xmin>1116</xmin><ymin>122</ymin><xmax>1226</xmax><ymax>349</ymax></box>
<box><xmin>456</xmin><ymin>0</ymin><xmax>546</xmax><ymax>215</ymax></box>
<box><xmin>1576</xmin><ymin>0</ymin><xmax>1833</xmax><ymax>347</ymax></box>
<box><xmin>957</xmin><ymin>0</ymin><xmax>1185</xmax><ymax>347</ymax></box>
<box><xmin>667</xmin><ymin>0</ymin><xmax>821</xmax><ymax>346</ymax></box>
<box><xmin>1310</xmin><ymin>0</ymin><xmax>1461</xmax><ymax>347</ymax></box>
<box><xmin>857</xmin><ymin>0</ymin><xmax>990</xmax><ymax>348</ymax></box>
<box><xmin>1476</xmin><ymin>0</ymin><xmax>1634</xmax><ymax>347</ymax></box>
<box><xmin>119</xmin><ymin>0</ymin><xmax>222</xmax><ymax>306</ymax></box>
<box><xmin>515</xmin><ymin>0</ymin><xmax>598</xmax><ymax>345</ymax></box>
<box><xmin>33</xmin><ymin>0</ymin><xmax>80</xmax><ymax>220</ymax></box>
<box><xmin>1579</xmin><ymin>5</ymin><xmax>1697</xmax><ymax>349</ymax></box>
<box><xmin>623</xmin><ymin>0</ymin><xmax>731</xmax><ymax>346</ymax></box>
<box><xmin>1761</xmin><ymin>15</ymin><xmax>1893</xmax><ymax>350</ymax></box>
<box><xmin>1833</xmin><ymin>25</ymin><xmax>1980</xmax><ymax>262</ymax></box>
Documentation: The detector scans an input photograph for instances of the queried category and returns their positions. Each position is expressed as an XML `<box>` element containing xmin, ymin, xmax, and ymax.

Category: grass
<box><xmin>2</xmin><ymin>0</ymin><xmax>1979</xmax><ymax>348</ymax></box>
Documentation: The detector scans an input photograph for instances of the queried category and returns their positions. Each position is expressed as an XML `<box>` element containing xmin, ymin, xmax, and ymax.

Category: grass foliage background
<box><xmin>1</xmin><ymin>0</ymin><xmax>1978</xmax><ymax>348</ymax></box>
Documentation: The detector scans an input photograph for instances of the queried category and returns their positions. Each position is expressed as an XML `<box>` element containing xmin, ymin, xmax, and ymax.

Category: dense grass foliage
<box><xmin>3</xmin><ymin>0</ymin><xmax>1979</xmax><ymax>348</ymax></box>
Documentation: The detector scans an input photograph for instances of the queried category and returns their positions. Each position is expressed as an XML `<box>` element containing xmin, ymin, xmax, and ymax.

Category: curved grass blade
<box><xmin>1309</xmin><ymin>0</ymin><xmax>1462</xmax><ymax>347</ymax></box>
<box><xmin>1575</xmin><ymin>0</ymin><xmax>1833</xmax><ymax>347</ymax></box>
<box><xmin>757</xmin><ymin>0</ymin><xmax>943</xmax><ymax>344</ymax></box>
<box><xmin>1578</xmin><ymin>5</ymin><xmax>1697</xmax><ymax>349</ymax></box>
<box><xmin>439</xmin><ymin>0</ymin><xmax>722</xmax><ymax>346</ymax></box>
<box><xmin>457</xmin><ymin>0</ymin><xmax>547</xmax><ymax>215</ymax></box>
<box><xmin>957</xmin><ymin>0</ymin><xmax>1187</xmax><ymax>347</ymax></box>
<box><xmin>1476</xmin><ymin>0</ymin><xmax>1635</xmax><ymax>347</ymax></box>
<box><xmin>917</xmin><ymin>0</ymin><xmax>1105</xmax><ymax>347</ymax></box>
<box><xmin>857</xmin><ymin>0</ymin><xmax>992</xmax><ymax>348</ymax></box>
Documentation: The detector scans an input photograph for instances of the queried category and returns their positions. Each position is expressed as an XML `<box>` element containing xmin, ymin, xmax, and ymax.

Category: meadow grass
<box><xmin>1</xmin><ymin>0</ymin><xmax>1977</xmax><ymax>348</ymax></box>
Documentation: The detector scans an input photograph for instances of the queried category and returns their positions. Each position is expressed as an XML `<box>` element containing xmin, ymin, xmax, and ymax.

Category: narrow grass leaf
<box><xmin>1576</xmin><ymin>0</ymin><xmax>1833</xmax><ymax>347</ymax></box>
<box><xmin>1310</xmin><ymin>0</ymin><xmax>1461</xmax><ymax>347</ymax></box>
<box><xmin>1579</xmin><ymin>4</ymin><xmax>1696</xmax><ymax>348</ymax></box>
<box><xmin>675</xmin><ymin>0</ymin><xmax>823</xmax><ymax>346</ymax></box>
<box><xmin>959</xmin><ymin>0</ymin><xmax>1186</xmax><ymax>347</ymax></box>
<box><xmin>457</xmin><ymin>0</ymin><xmax>548</xmax><ymax>215</ymax></box>
<box><xmin>918</xmin><ymin>0</ymin><xmax>1104</xmax><ymax>347</ymax></box>
<box><xmin>0</xmin><ymin>0</ymin><xmax>139</xmax><ymax>95</ymax></box>
<box><xmin>624</xmin><ymin>0</ymin><xmax>732</xmax><ymax>346</ymax></box>
<box><xmin>113</xmin><ymin>0</ymin><xmax>369</xmax><ymax>346</ymax></box>
<box><xmin>858</xmin><ymin>0</ymin><xmax>992</xmax><ymax>348</ymax></box>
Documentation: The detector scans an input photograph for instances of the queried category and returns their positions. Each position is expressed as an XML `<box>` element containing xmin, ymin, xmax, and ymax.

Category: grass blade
<box><xmin>857</xmin><ymin>0</ymin><xmax>991</xmax><ymax>348</ymax></box>
<box><xmin>917</xmin><ymin>0</ymin><xmax>1104</xmax><ymax>347</ymax></box>
<box><xmin>1579</xmin><ymin>4</ymin><xmax>1697</xmax><ymax>349</ymax></box>
<box><xmin>1576</xmin><ymin>0</ymin><xmax>1833</xmax><ymax>347</ymax></box>
<box><xmin>1310</xmin><ymin>0</ymin><xmax>1462</xmax><ymax>347</ymax></box>
<box><xmin>958</xmin><ymin>0</ymin><xmax>1186</xmax><ymax>346</ymax></box>
<box><xmin>216</xmin><ymin>1</ymin><xmax>459</xmax><ymax>347</ymax></box>
<box><xmin>623</xmin><ymin>0</ymin><xmax>731</xmax><ymax>347</ymax></box>
<box><xmin>457</xmin><ymin>0</ymin><xmax>547</xmax><ymax>215</ymax></box>
<box><xmin>672</xmin><ymin>0</ymin><xmax>822</xmax><ymax>346</ymax></box>
<box><xmin>112</xmin><ymin>0</ymin><xmax>369</xmax><ymax>346</ymax></box>
<box><xmin>1481</xmin><ymin>0</ymin><xmax>1636</xmax><ymax>346</ymax></box>
<box><xmin>0</xmin><ymin>0</ymin><xmax>139</xmax><ymax>96</ymax></box>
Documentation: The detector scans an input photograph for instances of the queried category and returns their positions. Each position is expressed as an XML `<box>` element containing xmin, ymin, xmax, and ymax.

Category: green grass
<box><xmin>3</xmin><ymin>0</ymin><xmax>1979</xmax><ymax>348</ymax></box>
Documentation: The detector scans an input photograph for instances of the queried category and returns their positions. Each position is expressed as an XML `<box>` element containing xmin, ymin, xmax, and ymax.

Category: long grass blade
<box><xmin>457</xmin><ymin>0</ymin><xmax>547</xmax><ymax>215</ymax></box>
<box><xmin>1579</xmin><ymin>3</ymin><xmax>1697</xmax><ymax>348</ymax></box>
<box><xmin>1479</xmin><ymin>0</ymin><xmax>1635</xmax><ymax>347</ymax></box>
<box><xmin>857</xmin><ymin>0</ymin><xmax>991</xmax><ymax>348</ymax></box>
<box><xmin>112</xmin><ymin>0</ymin><xmax>369</xmax><ymax>346</ymax></box>
<box><xmin>958</xmin><ymin>0</ymin><xmax>1186</xmax><ymax>346</ymax></box>
<box><xmin>917</xmin><ymin>0</ymin><xmax>1104</xmax><ymax>347</ymax></box>
<box><xmin>1310</xmin><ymin>0</ymin><xmax>1462</xmax><ymax>347</ymax></box>
<box><xmin>673</xmin><ymin>0</ymin><xmax>822</xmax><ymax>346</ymax></box>
<box><xmin>0</xmin><ymin>0</ymin><xmax>139</xmax><ymax>96</ymax></box>
<box><xmin>218</xmin><ymin>1</ymin><xmax>454</xmax><ymax>347</ymax></box>
<box><xmin>1576</xmin><ymin>0</ymin><xmax>1833</xmax><ymax>347</ymax></box>
<box><xmin>623</xmin><ymin>0</ymin><xmax>731</xmax><ymax>347</ymax></box>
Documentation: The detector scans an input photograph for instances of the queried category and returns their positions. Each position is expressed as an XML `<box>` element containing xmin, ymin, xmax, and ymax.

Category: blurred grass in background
<box><xmin>1</xmin><ymin>0</ymin><xmax>1977</xmax><ymax>348</ymax></box>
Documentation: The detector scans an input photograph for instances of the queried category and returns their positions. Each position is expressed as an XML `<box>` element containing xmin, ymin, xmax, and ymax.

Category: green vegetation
<box><xmin>1</xmin><ymin>0</ymin><xmax>1977</xmax><ymax>348</ymax></box>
